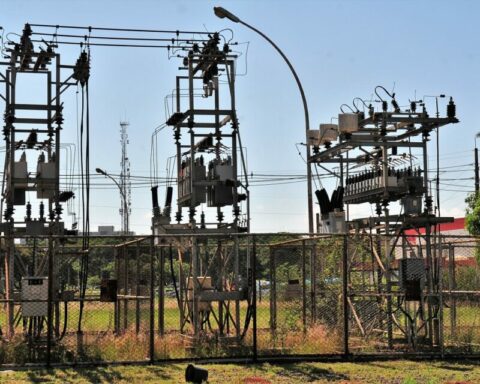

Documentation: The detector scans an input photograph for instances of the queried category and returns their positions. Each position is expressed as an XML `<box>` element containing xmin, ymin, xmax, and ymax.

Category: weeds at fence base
<box><xmin>256</xmin><ymin>325</ymin><xmax>342</xmax><ymax>355</ymax></box>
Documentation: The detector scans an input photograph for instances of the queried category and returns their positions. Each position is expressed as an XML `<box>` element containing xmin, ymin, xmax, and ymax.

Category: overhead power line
<box><xmin>28</xmin><ymin>23</ymin><xmax>212</xmax><ymax>35</ymax></box>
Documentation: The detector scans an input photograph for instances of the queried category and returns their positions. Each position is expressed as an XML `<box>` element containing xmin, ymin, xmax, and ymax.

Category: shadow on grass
<box><xmin>25</xmin><ymin>365</ymin><xmax>174</xmax><ymax>383</ymax></box>
<box><xmin>435</xmin><ymin>363</ymin><xmax>474</xmax><ymax>372</ymax></box>
<box><xmin>25</xmin><ymin>367</ymin><xmax>121</xmax><ymax>383</ymax></box>
<box><xmin>363</xmin><ymin>359</ymin><xmax>479</xmax><ymax>374</ymax></box>
<box><xmin>272</xmin><ymin>364</ymin><xmax>349</xmax><ymax>382</ymax></box>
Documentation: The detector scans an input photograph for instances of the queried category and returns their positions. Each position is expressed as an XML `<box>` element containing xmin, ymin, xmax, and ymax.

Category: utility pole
<box><xmin>475</xmin><ymin>133</ymin><xmax>480</xmax><ymax>195</ymax></box>
<box><xmin>475</xmin><ymin>146</ymin><xmax>479</xmax><ymax>195</ymax></box>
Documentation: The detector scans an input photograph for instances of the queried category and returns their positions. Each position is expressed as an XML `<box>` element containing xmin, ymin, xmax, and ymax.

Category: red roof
<box><xmin>404</xmin><ymin>217</ymin><xmax>465</xmax><ymax>236</ymax></box>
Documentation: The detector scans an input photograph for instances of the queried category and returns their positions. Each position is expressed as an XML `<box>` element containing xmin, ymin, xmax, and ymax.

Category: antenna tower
<box><xmin>119</xmin><ymin>121</ymin><xmax>131</xmax><ymax>234</ymax></box>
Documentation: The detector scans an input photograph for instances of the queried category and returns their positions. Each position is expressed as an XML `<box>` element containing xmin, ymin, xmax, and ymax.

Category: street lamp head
<box><xmin>213</xmin><ymin>6</ymin><xmax>241</xmax><ymax>23</ymax></box>
<box><xmin>95</xmin><ymin>167</ymin><xmax>106</xmax><ymax>175</ymax></box>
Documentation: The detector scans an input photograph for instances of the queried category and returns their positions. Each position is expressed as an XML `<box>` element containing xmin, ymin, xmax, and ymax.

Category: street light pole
<box><xmin>475</xmin><ymin>134</ymin><xmax>480</xmax><ymax>195</ymax></box>
<box><xmin>96</xmin><ymin>168</ymin><xmax>129</xmax><ymax>235</ymax></box>
<box><xmin>214</xmin><ymin>7</ymin><xmax>315</xmax><ymax>233</ymax></box>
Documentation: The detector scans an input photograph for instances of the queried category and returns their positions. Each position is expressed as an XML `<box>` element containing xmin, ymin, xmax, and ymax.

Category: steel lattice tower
<box><xmin>119</xmin><ymin>121</ymin><xmax>131</xmax><ymax>235</ymax></box>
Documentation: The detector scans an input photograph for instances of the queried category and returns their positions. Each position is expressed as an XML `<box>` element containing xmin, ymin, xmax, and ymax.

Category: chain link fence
<box><xmin>1</xmin><ymin>233</ymin><xmax>480</xmax><ymax>366</ymax></box>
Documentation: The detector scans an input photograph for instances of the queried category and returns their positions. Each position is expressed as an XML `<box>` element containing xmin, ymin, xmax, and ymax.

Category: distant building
<box><xmin>403</xmin><ymin>217</ymin><xmax>476</xmax><ymax>267</ymax></box>
<box><xmin>97</xmin><ymin>226</ymin><xmax>115</xmax><ymax>235</ymax></box>
<box><xmin>405</xmin><ymin>217</ymin><xmax>468</xmax><ymax>238</ymax></box>
<box><xmin>84</xmin><ymin>226</ymin><xmax>135</xmax><ymax>236</ymax></box>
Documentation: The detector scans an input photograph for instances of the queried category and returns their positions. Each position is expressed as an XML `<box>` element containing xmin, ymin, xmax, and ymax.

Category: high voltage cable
<box><xmin>31</xmin><ymin>39</ymin><xmax>190</xmax><ymax>49</ymax></box>
<box><xmin>28</xmin><ymin>23</ymin><xmax>212</xmax><ymax>35</ymax></box>
<box><xmin>31</xmin><ymin>32</ymin><xmax>207</xmax><ymax>43</ymax></box>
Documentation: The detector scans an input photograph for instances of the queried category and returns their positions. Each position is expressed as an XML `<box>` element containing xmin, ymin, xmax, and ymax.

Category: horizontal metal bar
<box><xmin>13</xmin><ymin>117</ymin><xmax>51</xmax><ymax>124</ymax></box>
<box><xmin>9</xmin><ymin>69</ymin><xmax>49</xmax><ymax>75</ymax></box>
<box><xmin>197</xmin><ymin>291</ymin><xmax>246</xmax><ymax>301</ymax></box>
<box><xmin>309</xmin><ymin>141</ymin><xmax>424</xmax><ymax>163</ymax></box>
<box><xmin>179</xmin><ymin>122</ymin><xmax>218</xmax><ymax>128</ymax></box>
<box><xmin>361</xmin><ymin>114</ymin><xmax>458</xmax><ymax>126</ymax></box>
<box><xmin>11</xmin><ymin>103</ymin><xmax>58</xmax><ymax>111</ymax></box>
<box><xmin>52</xmin><ymin>81</ymin><xmax>77</xmax><ymax>86</ymax></box>
<box><xmin>187</xmin><ymin>109</ymin><xmax>233</xmax><ymax>116</ymax></box>
<box><xmin>12</xmin><ymin>128</ymin><xmax>54</xmax><ymax>133</ymax></box>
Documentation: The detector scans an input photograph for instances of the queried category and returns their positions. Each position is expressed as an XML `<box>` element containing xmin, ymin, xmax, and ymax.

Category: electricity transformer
<box><xmin>0</xmin><ymin>24</ymin><xmax>84</xmax><ymax>337</ymax></box>
<box><xmin>307</xmin><ymin>87</ymin><xmax>459</xmax><ymax>349</ymax></box>
<box><xmin>151</xmin><ymin>33</ymin><xmax>251</xmax><ymax>342</ymax></box>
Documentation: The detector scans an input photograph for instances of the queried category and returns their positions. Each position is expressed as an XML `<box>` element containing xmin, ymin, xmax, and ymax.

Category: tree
<box><xmin>465</xmin><ymin>192</ymin><xmax>480</xmax><ymax>264</ymax></box>
<box><xmin>465</xmin><ymin>193</ymin><xmax>480</xmax><ymax>236</ymax></box>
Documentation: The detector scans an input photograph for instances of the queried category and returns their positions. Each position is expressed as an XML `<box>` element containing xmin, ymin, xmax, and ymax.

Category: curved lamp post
<box><xmin>214</xmin><ymin>6</ymin><xmax>314</xmax><ymax>232</ymax></box>
<box><xmin>96</xmin><ymin>167</ymin><xmax>129</xmax><ymax>235</ymax></box>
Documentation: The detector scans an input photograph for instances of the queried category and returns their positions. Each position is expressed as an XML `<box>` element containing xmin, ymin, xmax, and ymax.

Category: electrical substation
<box><xmin>306</xmin><ymin>87</ymin><xmax>459</xmax><ymax>349</ymax></box>
<box><xmin>0</xmin><ymin>18</ymin><xmax>478</xmax><ymax>366</ymax></box>
<box><xmin>151</xmin><ymin>31</ymin><xmax>251</xmax><ymax>342</ymax></box>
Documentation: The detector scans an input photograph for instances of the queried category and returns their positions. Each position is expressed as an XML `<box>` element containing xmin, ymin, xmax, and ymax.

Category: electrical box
<box><xmin>398</xmin><ymin>175</ymin><xmax>424</xmax><ymax>195</ymax></box>
<box><xmin>319</xmin><ymin>210</ymin><xmax>346</xmax><ymax>234</ymax></box>
<box><xmin>402</xmin><ymin>196</ymin><xmax>422</xmax><ymax>216</ymax></box>
<box><xmin>37</xmin><ymin>162</ymin><xmax>57</xmax><ymax>199</ymax></box>
<box><xmin>338</xmin><ymin>113</ymin><xmax>360</xmax><ymax>134</ymax></box>
<box><xmin>100</xmin><ymin>279</ymin><xmax>118</xmax><ymax>302</ymax></box>
<box><xmin>285</xmin><ymin>279</ymin><xmax>302</xmax><ymax>300</ymax></box>
<box><xmin>207</xmin><ymin>158</ymin><xmax>234</xmax><ymax>207</ymax></box>
<box><xmin>399</xmin><ymin>258</ymin><xmax>425</xmax><ymax>301</ymax></box>
<box><xmin>26</xmin><ymin>220</ymin><xmax>46</xmax><ymax>236</ymax></box>
<box><xmin>61</xmin><ymin>290</ymin><xmax>75</xmax><ymax>301</ymax></box>
<box><xmin>13</xmin><ymin>161</ymin><xmax>28</xmax><ymax>187</ymax></box>
<box><xmin>13</xmin><ymin>188</ymin><xmax>26</xmax><ymax>205</ymax></box>
<box><xmin>308</xmin><ymin>124</ymin><xmax>339</xmax><ymax>147</ymax></box>
<box><xmin>177</xmin><ymin>157</ymin><xmax>206</xmax><ymax>207</ymax></box>
<box><xmin>319</xmin><ymin>124</ymin><xmax>339</xmax><ymax>144</ymax></box>
<box><xmin>21</xmin><ymin>277</ymin><xmax>48</xmax><ymax>317</ymax></box>
<box><xmin>307</xmin><ymin>130</ymin><xmax>321</xmax><ymax>146</ymax></box>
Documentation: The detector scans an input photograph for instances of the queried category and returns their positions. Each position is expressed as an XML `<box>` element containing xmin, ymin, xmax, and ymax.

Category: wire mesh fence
<box><xmin>1</xmin><ymin>232</ymin><xmax>480</xmax><ymax>366</ymax></box>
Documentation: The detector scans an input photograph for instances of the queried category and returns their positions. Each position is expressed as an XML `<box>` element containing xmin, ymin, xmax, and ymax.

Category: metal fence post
<box><xmin>439</xmin><ymin>238</ymin><xmax>444</xmax><ymax>357</ymax></box>
<box><xmin>46</xmin><ymin>235</ymin><xmax>53</xmax><ymax>367</ymax></box>
<box><xmin>310</xmin><ymin>245</ymin><xmax>317</xmax><ymax>323</ymax></box>
<box><xmin>302</xmin><ymin>240</ymin><xmax>307</xmax><ymax>333</ymax></box>
<box><xmin>269</xmin><ymin>247</ymin><xmax>276</xmax><ymax>332</ymax></box>
<box><xmin>342</xmin><ymin>234</ymin><xmax>349</xmax><ymax>356</ymax></box>
<box><xmin>252</xmin><ymin>235</ymin><xmax>257</xmax><ymax>362</ymax></box>
<box><xmin>149</xmin><ymin>236</ymin><xmax>155</xmax><ymax>363</ymax></box>
<box><xmin>114</xmin><ymin>246</ymin><xmax>119</xmax><ymax>334</ymax></box>
<box><xmin>135</xmin><ymin>242</ymin><xmax>140</xmax><ymax>334</ymax></box>
<box><xmin>159</xmin><ymin>245</ymin><xmax>165</xmax><ymax>336</ymax></box>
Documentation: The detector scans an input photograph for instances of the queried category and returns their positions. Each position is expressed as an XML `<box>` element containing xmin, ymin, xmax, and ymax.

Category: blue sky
<box><xmin>1</xmin><ymin>0</ymin><xmax>478</xmax><ymax>233</ymax></box>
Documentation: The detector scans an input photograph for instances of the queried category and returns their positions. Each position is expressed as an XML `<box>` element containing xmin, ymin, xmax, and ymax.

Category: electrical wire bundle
<box><xmin>75</xmin><ymin>45</ymin><xmax>91</xmax><ymax>333</ymax></box>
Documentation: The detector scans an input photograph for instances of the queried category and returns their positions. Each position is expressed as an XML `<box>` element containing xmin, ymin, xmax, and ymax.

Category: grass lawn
<box><xmin>1</xmin><ymin>360</ymin><xmax>480</xmax><ymax>383</ymax></box>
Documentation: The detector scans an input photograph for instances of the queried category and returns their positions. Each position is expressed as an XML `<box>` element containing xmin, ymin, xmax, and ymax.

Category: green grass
<box><xmin>1</xmin><ymin>360</ymin><xmax>480</xmax><ymax>383</ymax></box>
<box><xmin>3</xmin><ymin>297</ymin><xmax>480</xmax><ymax>363</ymax></box>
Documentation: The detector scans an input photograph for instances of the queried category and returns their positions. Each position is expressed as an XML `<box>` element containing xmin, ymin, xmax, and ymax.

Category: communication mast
<box><xmin>119</xmin><ymin>121</ymin><xmax>131</xmax><ymax>235</ymax></box>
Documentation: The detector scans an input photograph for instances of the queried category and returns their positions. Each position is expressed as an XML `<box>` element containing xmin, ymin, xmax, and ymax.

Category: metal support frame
<box><xmin>0</xmin><ymin>38</ymin><xmax>69</xmax><ymax>339</ymax></box>
<box><xmin>307</xmin><ymin>95</ymin><xmax>458</xmax><ymax>351</ymax></box>
<box><xmin>153</xmin><ymin>37</ymin><xmax>251</xmax><ymax>343</ymax></box>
